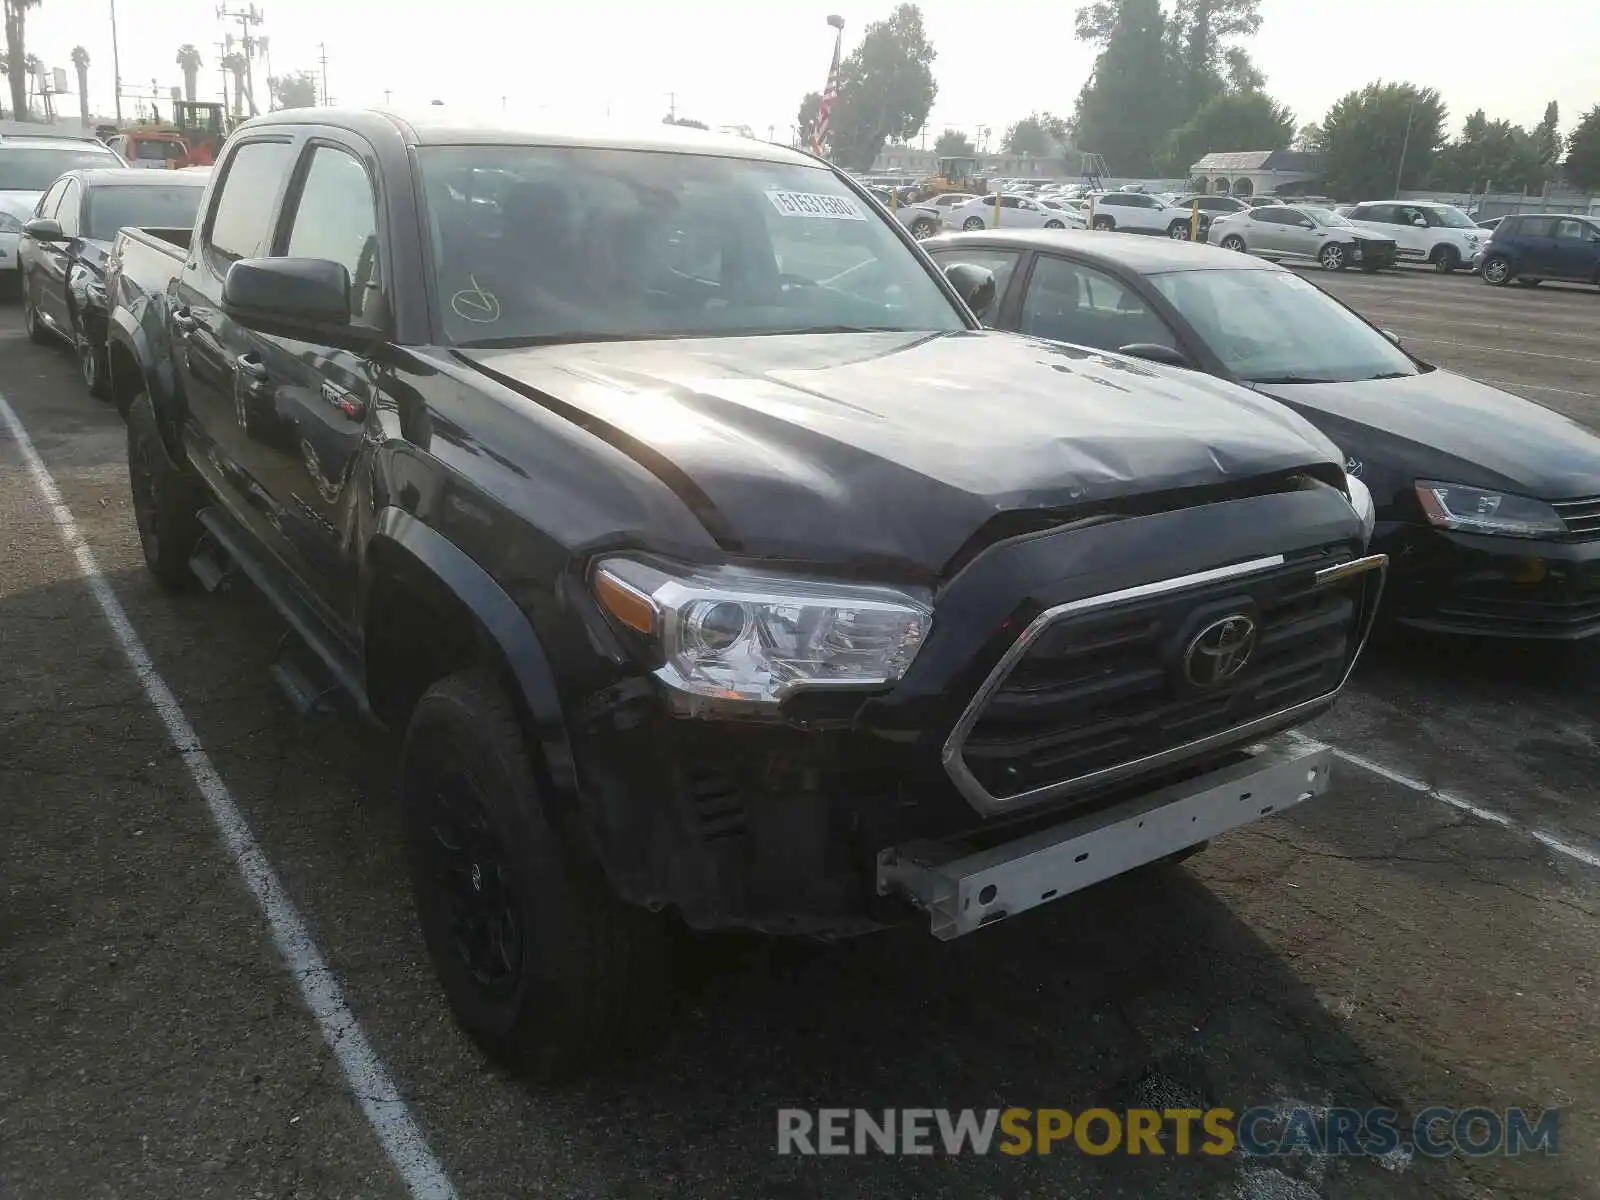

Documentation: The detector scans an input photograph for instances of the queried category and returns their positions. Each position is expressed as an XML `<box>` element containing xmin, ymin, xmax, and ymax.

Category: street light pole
<box><xmin>110</xmin><ymin>0</ymin><xmax>123</xmax><ymax>122</ymax></box>
<box><xmin>1393</xmin><ymin>102</ymin><xmax>1416</xmax><ymax>197</ymax></box>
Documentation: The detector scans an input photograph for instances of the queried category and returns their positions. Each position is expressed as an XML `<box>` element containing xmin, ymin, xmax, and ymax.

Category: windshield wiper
<box><xmin>1365</xmin><ymin>370</ymin><xmax>1414</xmax><ymax>380</ymax></box>
<box><xmin>1247</xmin><ymin>374</ymin><xmax>1329</xmax><ymax>385</ymax></box>
<box><xmin>452</xmin><ymin>330</ymin><xmax>695</xmax><ymax>349</ymax></box>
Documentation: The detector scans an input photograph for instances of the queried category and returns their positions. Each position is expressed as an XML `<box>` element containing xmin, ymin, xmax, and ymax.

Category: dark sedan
<box><xmin>924</xmin><ymin>229</ymin><xmax>1600</xmax><ymax>641</ymax></box>
<box><xmin>19</xmin><ymin>167</ymin><xmax>208</xmax><ymax>396</ymax></box>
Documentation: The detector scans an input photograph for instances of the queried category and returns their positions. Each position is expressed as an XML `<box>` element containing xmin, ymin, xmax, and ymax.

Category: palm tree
<box><xmin>70</xmin><ymin>45</ymin><xmax>89</xmax><ymax>126</ymax></box>
<box><xmin>4</xmin><ymin>0</ymin><xmax>42</xmax><ymax>121</ymax></box>
<box><xmin>176</xmin><ymin>43</ymin><xmax>201</xmax><ymax>103</ymax></box>
<box><xmin>222</xmin><ymin>52</ymin><xmax>247</xmax><ymax>119</ymax></box>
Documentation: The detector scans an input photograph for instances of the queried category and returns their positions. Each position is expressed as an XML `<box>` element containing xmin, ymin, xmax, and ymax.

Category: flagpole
<box><xmin>814</xmin><ymin>13</ymin><xmax>844</xmax><ymax>159</ymax></box>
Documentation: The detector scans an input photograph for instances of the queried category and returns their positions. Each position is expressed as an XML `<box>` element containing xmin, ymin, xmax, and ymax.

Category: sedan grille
<box><xmin>946</xmin><ymin>553</ymin><xmax>1384</xmax><ymax>814</ymax></box>
<box><xmin>1553</xmin><ymin>496</ymin><xmax>1600</xmax><ymax>541</ymax></box>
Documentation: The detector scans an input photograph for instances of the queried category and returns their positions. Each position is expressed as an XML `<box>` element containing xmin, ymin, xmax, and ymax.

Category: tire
<box><xmin>909</xmin><ymin>216</ymin><xmax>937</xmax><ymax>239</ymax></box>
<box><xmin>1318</xmin><ymin>242</ymin><xmax>1348</xmax><ymax>271</ymax></box>
<box><xmin>1430</xmin><ymin>245</ymin><xmax>1460</xmax><ymax>274</ymax></box>
<box><xmin>77</xmin><ymin>326</ymin><xmax>111</xmax><ymax>400</ymax></box>
<box><xmin>1167</xmin><ymin>219</ymin><xmax>1192</xmax><ymax>240</ymax></box>
<box><xmin>126</xmin><ymin>393</ymin><xmax>204</xmax><ymax>590</ymax></box>
<box><xmin>1044</xmin><ymin>219</ymin><xmax>1065</xmax><ymax>229</ymax></box>
<box><xmin>962</xmin><ymin>216</ymin><xmax>985</xmax><ymax>231</ymax></box>
<box><xmin>1092</xmin><ymin>215</ymin><xmax>1116</xmax><ymax>232</ymax></box>
<box><xmin>404</xmin><ymin>670</ymin><xmax>668</xmax><ymax>1080</ymax></box>
<box><xmin>23</xmin><ymin>292</ymin><xmax>50</xmax><ymax>345</ymax></box>
<box><xmin>1481</xmin><ymin>254</ymin><xmax>1513</xmax><ymax>286</ymax></box>
<box><xmin>1220</xmin><ymin>234</ymin><xmax>1247</xmax><ymax>253</ymax></box>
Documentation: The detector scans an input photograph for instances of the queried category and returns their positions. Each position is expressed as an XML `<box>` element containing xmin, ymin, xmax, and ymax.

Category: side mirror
<box><xmin>943</xmin><ymin>262</ymin><xmax>997</xmax><ymax>320</ymax></box>
<box><xmin>1117</xmin><ymin>342</ymin><xmax>1189</xmax><ymax>368</ymax></box>
<box><xmin>222</xmin><ymin>257</ymin><xmax>381</xmax><ymax>348</ymax></box>
<box><xmin>23</xmin><ymin>217</ymin><xmax>64</xmax><ymax>242</ymax></box>
<box><xmin>1381</xmin><ymin>329</ymin><xmax>1402</xmax><ymax>346</ymax></box>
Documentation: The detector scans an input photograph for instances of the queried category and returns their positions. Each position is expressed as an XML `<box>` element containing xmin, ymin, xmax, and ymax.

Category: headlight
<box><xmin>0</xmin><ymin>212</ymin><xmax>23</xmax><ymax>234</ymax></box>
<box><xmin>592</xmin><ymin>558</ymin><xmax>933</xmax><ymax>713</ymax></box>
<box><xmin>1414</xmin><ymin>481</ymin><xmax>1564</xmax><ymax>538</ymax></box>
<box><xmin>1345</xmin><ymin>472</ymin><xmax>1375</xmax><ymax>542</ymax></box>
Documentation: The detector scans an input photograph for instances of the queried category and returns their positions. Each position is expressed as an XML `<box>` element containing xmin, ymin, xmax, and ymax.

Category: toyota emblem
<box><xmin>1184</xmin><ymin>615</ymin><xmax>1257</xmax><ymax>687</ymax></box>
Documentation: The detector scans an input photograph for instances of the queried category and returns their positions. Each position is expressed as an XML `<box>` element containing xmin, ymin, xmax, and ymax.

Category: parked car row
<box><xmin>0</xmin><ymin>126</ymin><xmax>128</xmax><ymax>287</ymax></box>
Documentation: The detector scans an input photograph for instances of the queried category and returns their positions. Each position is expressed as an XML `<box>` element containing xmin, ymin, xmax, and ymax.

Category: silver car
<box><xmin>1207</xmin><ymin>203</ymin><xmax>1399</xmax><ymax>272</ymax></box>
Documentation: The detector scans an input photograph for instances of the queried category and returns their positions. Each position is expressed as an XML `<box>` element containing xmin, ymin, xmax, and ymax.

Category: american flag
<box><xmin>812</xmin><ymin>36</ymin><xmax>842</xmax><ymax>157</ymax></box>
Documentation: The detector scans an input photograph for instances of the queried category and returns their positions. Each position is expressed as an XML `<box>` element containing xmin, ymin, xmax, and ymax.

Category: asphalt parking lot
<box><xmin>2</xmin><ymin>269</ymin><xmax>1598</xmax><ymax>1200</ymax></box>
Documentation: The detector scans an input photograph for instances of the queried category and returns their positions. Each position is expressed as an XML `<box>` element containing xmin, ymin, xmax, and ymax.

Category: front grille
<box><xmin>1553</xmin><ymin>496</ymin><xmax>1600</xmax><ymax>541</ymax></box>
<box><xmin>1432</xmin><ymin>580</ymin><xmax>1600</xmax><ymax>637</ymax></box>
<box><xmin>955</xmin><ymin>555</ymin><xmax>1371</xmax><ymax>806</ymax></box>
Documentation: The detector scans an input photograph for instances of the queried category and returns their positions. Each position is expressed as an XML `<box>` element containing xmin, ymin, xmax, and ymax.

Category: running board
<box><xmin>195</xmin><ymin>507</ymin><xmax>372</xmax><ymax>720</ymax></box>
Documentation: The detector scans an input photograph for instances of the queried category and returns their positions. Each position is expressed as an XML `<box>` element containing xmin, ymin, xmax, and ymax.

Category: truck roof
<box><xmin>236</xmin><ymin>107</ymin><xmax>822</xmax><ymax>167</ymax></box>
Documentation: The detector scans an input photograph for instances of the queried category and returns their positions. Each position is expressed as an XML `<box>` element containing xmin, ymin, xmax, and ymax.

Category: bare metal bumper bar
<box><xmin>880</xmin><ymin>737</ymin><xmax>1333</xmax><ymax>940</ymax></box>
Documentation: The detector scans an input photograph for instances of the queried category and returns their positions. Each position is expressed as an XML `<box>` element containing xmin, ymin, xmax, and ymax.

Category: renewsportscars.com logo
<box><xmin>776</xmin><ymin>1106</ymin><xmax>1559</xmax><ymax>1158</ymax></box>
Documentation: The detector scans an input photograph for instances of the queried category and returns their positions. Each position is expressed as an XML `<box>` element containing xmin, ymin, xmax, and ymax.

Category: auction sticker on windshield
<box><xmin>767</xmin><ymin>190</ymin><xmax>867</xmax><ymax>220</ymax></box>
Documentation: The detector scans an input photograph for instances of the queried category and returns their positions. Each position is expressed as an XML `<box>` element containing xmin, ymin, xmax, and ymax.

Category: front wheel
<box><xmin>404</xmin><ymin>670</ymin><xmax>668</xmax><ymax>1080</ymax></box>
<box><xmin>909</xmin><ymin>216</ymin><xmax>937</xmax><ymax>239</ymax></box>
<box><xmin>962</xmin><ymin>216</ymin><xmax>985</xmax><ymax>231</ymax></box>
<box><xmin>1481</xmin><ymin>254</ymin><xmax>1513</xmax><ymax>286</ymax></box>
<box><xmin>127</xmin><ymin>393</ymin><xmax>204</xmax><ymax>590</ymax></box>
<box><xmin>1431</xmin><ymin>245</ymin><xmax>1460</xmax><ymax>274</ymax></box>
<box><xmin>1044</xmin><ymin>219</ymin><xmax>1065</xmax><ymax>229</ymax></box>
<box><xmin>1092</xmin><ymin>215</ymin><xmax>1116</xmax><ymax>232</ymax></box>
<box><xmin>1220</xmin><ymin>234</ymin><xmax>1247</xmax><ymax>253</ymax></box>
<box><xmin>1168</xmin><ymin>220</ymin><xmax>1193</xmax><ymax>240</ymax></box>
<box><xmin>1318</xmin><ymin>243</ymin><xmax>1348</xmax><ymax>271</ymax></box>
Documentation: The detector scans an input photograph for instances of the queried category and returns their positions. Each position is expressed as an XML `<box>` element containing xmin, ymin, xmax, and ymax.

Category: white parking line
<box><xmin>1390</xmin><ymin>334</ymin><xmax>1600</xmax><ymax>367</ymax></box>
<box><xmin>1476</xmin><ymin>379</ymin><xmax>1598</xmax><ymax>399</ymax></box>
<box><xmin>0</xmin><ymin>394</ymin><xmax>459</xmax><ymax>1200</ymax></box>
<box><xmin>1288</xmin><ymin>731</ymin><xmax>1600</xmax><ymax>870</ymax></box>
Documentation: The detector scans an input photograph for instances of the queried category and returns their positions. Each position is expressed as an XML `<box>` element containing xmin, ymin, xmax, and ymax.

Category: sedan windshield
<box><xmin>417</xmin><ymin>145</ymin><xmax>967</xmax><ymax>346</ymax></box>
<box><xmin>0</xmin><ymin>146</ymin><xmax>123</xmax><ymax>192</ymax></box>
<box><xmin>85</xmin><ymin>184</ymin><xmax>205</xmax><ymax>241</ymax></box>
<box><xmin>1149</xmin><ymin>268</ymin><xmax>1419</xmax><ymax>384</ymax></box>
<box><xmin>1302</xmin><ymin>207</ymin><xmax>1353</xmax><ymax>228</ymax></box>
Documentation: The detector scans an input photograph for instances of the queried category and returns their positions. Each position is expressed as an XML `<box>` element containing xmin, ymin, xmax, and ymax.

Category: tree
<box><xmin>268</xmin><ymin>70</ymin><xmax>318</xmax><ymax>110</ymax></box>
<box><xmin>1070</xmin><ymin>0</ymin><xmax>1175</xmax><ymax>176</ymax></box>
<box><xmin>70</xmin><ymin>44</ymin><xmax>87</xmax><ymax>125</ymax></box>
<box><xmin>1318</xmin><ymin>81</ymin><xmax>1447</xmax><ymax>200</ymax></box>
<box><xmin>1433</xmin><ymin>109</ymin><xmax>1545</xmax><ymax>193</ymax></box>
<box><xmin>177</xmin><ymin>44</ymin><xmax>203</xmax><ymax>104</ymax></box>
<box><xmin>1532</xmin><ymin>101</ymin><xmax>1562</xmax><ymax>171</ymax></box>
<box><xmin>820</xmin><ymin>3</ymin><xmax>939</xmax><ymax>171</ymax></box>
<box><xmin>1566</xmin><ymin>104</ymin><xmax>1600</xmax><ymax>192</ymax></box>
<box><xmin>1156</xmin><ymin>89</ymin><xmax>1294</xmax><ymax>177</ymax></box>
<box><xmin>1172</xmin><ymin>0</ymin><xmax>1263</xmax><ymax>112</ymax></box>
<box><xmin>3</xmin><ymin>0</ymin><xmax>41</xmax><ymax>122</ymax></box>
<box><xmin>796</xmin><ymin>91</ymin><xmax>822</xmax><ymax>148</ymax></box>
<box><xmin>933</xmin><ymin>129</ymin><xmax>974</xmax><ymax>156</ymax></box>
<box><xmin>1003</xmin><ymin>112</ymin><xmax>1070</xmax><ymax>156</ymax></box>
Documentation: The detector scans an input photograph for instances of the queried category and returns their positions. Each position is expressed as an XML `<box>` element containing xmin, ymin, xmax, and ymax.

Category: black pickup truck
<box><xmin>103</xmin><ymin>108</ymin><xmax>1384</xmax><ymax>1078</ymax></box>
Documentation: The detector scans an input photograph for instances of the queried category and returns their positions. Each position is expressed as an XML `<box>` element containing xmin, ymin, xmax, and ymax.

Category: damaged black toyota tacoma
<box><xmin>103</xmin><ymin>109</ymin><xmax>1385</xmax><ymax>1078</ymax></box>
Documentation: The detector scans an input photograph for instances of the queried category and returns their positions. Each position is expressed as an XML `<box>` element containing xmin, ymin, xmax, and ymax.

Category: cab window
<box><xmin>282</xmin><ymin>145</ymin><xmax>383</xmax><ymax>323</ymax></box>
<box><xmin>1019</xmin><ymin>256</ymin><xmax>1177</xmax><ymax>353</ymax></box>
<box><xmin>206</xmin><ymin>139</ymin><xmax>295</xmax><ymax>265</ymax></box>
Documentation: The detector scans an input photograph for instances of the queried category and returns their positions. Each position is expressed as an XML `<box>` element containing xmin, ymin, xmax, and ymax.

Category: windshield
<box><xmin>133</xmin><ymin>139</ymin><xmax>185</xmax><ymax>161</ymax></box>
<box><xmin>1302</xmin><ymin>207</ymin><xmax>1353</xmax><ymax>228</ymax></box>
<box><xmin>1425</xmin><ymin>205</ymin><xmax>1477</xmax><ymax>229</ymax></box>
<box><xmin>0</xmin><ymin>146</ymin><xmax>123</xmax><ymax>192</ymax></box>
<box><xmin>418</xmin><ymin>145</ymin><xmax>966</xmax><ymax>346</ymax></box>
<box><xmin>1149</xmin><ymin>268</ymin><xmax>1418</xmax><ymax>384</ymax></box>
<box><xmin>85</xmin><ymin>183</ymin><xmax>205</xmax><ymax>240</ymax></box>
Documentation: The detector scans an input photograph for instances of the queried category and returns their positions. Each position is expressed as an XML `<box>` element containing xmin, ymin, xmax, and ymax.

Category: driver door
<box><xmin>1274</xmin><ymin>210</ymin><xmax>1323</xmax><ymax>259</ymax></box>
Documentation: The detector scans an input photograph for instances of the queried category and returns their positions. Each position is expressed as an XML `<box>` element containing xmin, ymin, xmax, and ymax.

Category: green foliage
<box><xmin>825</xmin><ymin>3</ymin><xmax>939</xmax><ymax>171</ymax></box>
<box><xmin>1157</xmin><ymin>90</ymin><xmax>1293</xmax><ymax>177</ymax></box>
<box><xmin>796</xmin><ymin>91</ymin><xmax>822</xmax><ymax>147</ymax></box>
<box><xmin>933</xmin><ymin>128</ymin><xmax>974</xmax><ymax>156</ymax></box>
<box><xmin>1172</xmin><ymin>0</ymin><xmax>1263</xmax><ymax>111</ymax></box>
<box><xmin>268</xmin><ymin>71</ymin><xmax>318</xmax><ymax>110</ymax></box>
<box><xmin>1532</xmin><ymin>101</ymin><xmax>1562</xmax><ymax>169</ymax></box>
<box><xmin>4</xmin><ymin>0</ymin><xmax>43</xmax><ymax>120</ymax></box>
<box><xmin>1319</xmin><ymin>81</ymin><xmax>1447</xmax><ymax>200</ymax></box>
<box><xmin>1002</xmin><ymin>112</ymin><xmax>1070</xmax><ymax>156</ymax></box>
<box><xmin>1432</xmin><ymin>109</ymin><xmax>1546</xmax><ymax>193</ymax></box>
<box><xmin>1566</xmin><ymin>105</ymin><xmax>1600</xmax><ymax>192</ymax></box>
<box><xmin>1070</xmin><ymin>0</ymin><xmax>1175</xmax><ymax>175</ymax></box>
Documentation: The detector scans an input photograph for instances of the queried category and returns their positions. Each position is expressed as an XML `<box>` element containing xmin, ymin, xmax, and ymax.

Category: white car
<box><xmin>1086</xmin><ymin>191</ymin><xmax>1202</xmax><ymax>239</ymax></box>
<box><xmin>1343</xmin><ymin>200</ymin><xmax>1487</xmax><ymax>273</ymax></box>
<box><xmin>0</xmin><ymin>128</ymin><xmax>125</xmax><ymax>282</ymax></box>
<box><xmin>946</xmin><ymin>192</ymin><xmax>1079</xmax><ymax>232</ymax></box>
<box><xmin>1207</xmin><ymin>204</ymin><xmax>1400</xmax><ymax>272</ymax></box>
<box><xmin>866</xmin><ymin>186</ymin><xmax>944</xmax><ymax>239</ymax></box>
<box><xmin>928</xmin><ymin>192</ymin><xmax>981</xmax><ymax>211</ymax></box>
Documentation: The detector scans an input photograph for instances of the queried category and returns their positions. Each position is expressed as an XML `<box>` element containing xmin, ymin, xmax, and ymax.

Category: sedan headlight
<box><xmin>592</xmin><ymin>558</ymin><xmax>933</xmax><ymax>713</ymax></box>
<box><xmin>1345</xmin><ymin>472</ymin><xmax>1375</xmax><ymax>542</ymax></box>
<box><xmin>1415</xmin><ymin>480</ymin><xmax>1564</xmax><ymax>538</ymax></box>
<box><xmin>0</xmin><ymin>212</ymin><xmax>23</xmax><ymax>234</ymax></box>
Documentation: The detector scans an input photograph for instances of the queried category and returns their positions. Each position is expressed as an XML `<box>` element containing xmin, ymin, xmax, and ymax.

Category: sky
<box><xmin>18</xmin><ymin>0</ymin><xmax>1600</xmax><ymax>148</ymax></box>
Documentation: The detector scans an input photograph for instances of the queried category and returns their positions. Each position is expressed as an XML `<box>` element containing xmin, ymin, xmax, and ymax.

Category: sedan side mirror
<box><xmin>1118</xmin><ymin>342</ymin><xmax>1189</xmax><ymax>368</ymax></box>
<box><xmin>23</xmin><ymin>217</ymin><xmax>64</xmax><ymax>242</ymax></box>
<box><xmin>1381</xmin><ymin>329</ymin><xmax>1402</xmax><ymax>347</ymax></box>
<box><xmin>222</xmin><ymin>257</ymin><xmax>383</xmax><ymax>350</ymax></box>
<box><xmin>942</xmin><ymin>262</ymin><xmax>997</xmax><ymax>320</ymax></box>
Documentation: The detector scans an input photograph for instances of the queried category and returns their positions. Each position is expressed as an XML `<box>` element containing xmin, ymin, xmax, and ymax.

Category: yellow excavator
<box><xmin>913</xmin><ymin>156</ymin><xmax>988</xmax><ymax>201</ymax></box>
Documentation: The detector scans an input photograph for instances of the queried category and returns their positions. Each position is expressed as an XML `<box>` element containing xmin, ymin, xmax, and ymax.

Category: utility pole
<box><xmin>667</xmin><ymin>92</ymin><xmax>676</xmax><ymax>122</ymax></box>
<box><xmin>317</xmin><ymin>42</ymin><xmax>329</xmax><ymax>106</ymax></box>
<box><xmin>216</xmin><ymin>5</ymin><xmax>264</xmax><ymax>116</ymax></box>
<box><xmin>110</xmin><ymin>0</ymin><xmax>124</xmax><ymax>121</ymax></box>
<box><xmin>1393</xmin><ymin>102</ymin><xmax>1416</xmax><ymax>197</ymax></box>
<box><xmin>383</xmin><ymin>89</ymin><xmax>391</xmax><ymax>106</ymax></box>
<box><xmin>216</xmin><ymin>39</ymin><xmax>231</xmax><ymax>114</ymax></box>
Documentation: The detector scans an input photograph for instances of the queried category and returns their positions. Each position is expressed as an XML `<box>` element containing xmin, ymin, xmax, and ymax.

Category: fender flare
<box><xmin>370</xmin><ymin>506</ymin><xmax>577</xmax><ymax>795</ymax></box>
<box><xmin>106</xmin><ymin>306</ymin><xmax>185</xmax><ymax>447</ymax></box>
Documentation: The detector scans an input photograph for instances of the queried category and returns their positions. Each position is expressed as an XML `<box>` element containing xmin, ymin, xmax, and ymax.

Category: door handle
<box><xmin>237</xmin><ymin>353</ymin><xmax>268</xmax><ymax>381</ymax></box>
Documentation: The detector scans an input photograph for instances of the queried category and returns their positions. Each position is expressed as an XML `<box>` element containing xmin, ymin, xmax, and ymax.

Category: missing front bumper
<box><xmin>878</xmin><ymin>737</ymin><xmax>1333</xmax><ymax>940</ymax></box>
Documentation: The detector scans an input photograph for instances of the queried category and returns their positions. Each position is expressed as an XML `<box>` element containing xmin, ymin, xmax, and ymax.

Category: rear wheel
<box><xmin>1220</xmin><ymin>234</ymin><xmax>1247</xmax><ymax>253</ymax></box>
<box><xmin>1481</xmin><ymin>254</ymin><xmax>1513</xmax><ymax>285</ymax></box>
<box><xmin>909</xmin><ymin>216</ymin><xmax>937</xmax><ymax>239</ymax></box>
<box><xmin>404</xmin><ymin>670</ymin><xmax>668</xmax><ymax>1080</ymax></box>
<box><xmin>1092</xmin><ymin>214</ymin><xmax>1116</xmax><ymax>232</ymax></box>
<box><xmin>1318</xmin><ymin>243</ymin><xmax>1348</xmax><ymax>271</ymax></box>
<box><xmin>127</xmin><ymin>393</ymin><xmax>203</xmax><ymax>590</ymax></box>
<box><xmin>1430</xmin><ymin>245</ymin><xmax>1460</xmax><ymax>273</ymax></box>
<box><xmin>962</xmin><ymin>216</ymin><xmax>985</xmax><ymax>231</ymax></box>
<box><xmin>1167</xmin><ymin>219</ymin><xmax>1192</xmax><ymax>240</ymax></box>
<box><xmin>1044</xmin><ymin>218</ymin><xmax>1065</xmax><ymax>229</ymax></box>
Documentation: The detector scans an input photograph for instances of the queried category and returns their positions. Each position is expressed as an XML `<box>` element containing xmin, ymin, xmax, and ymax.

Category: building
<box><xmin>1190</xmin><ymin>150</ymin><xmax>1324</xmax><ymax>198</ymax></box>
<box><xmin>869</xmin><ymin>146</ymin><xmax>1065</xmax><ymax>179</ymax></box>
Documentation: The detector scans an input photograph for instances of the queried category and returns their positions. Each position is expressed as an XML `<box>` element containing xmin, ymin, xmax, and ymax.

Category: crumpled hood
<box><xmin>0</xmin><ymin>190</ymin><xmax>42</xmax><ymax>222</ymax></box>
<box><xmin>459</xmin><ymin>329</ymin><xmax>1344</xmax><ymax>573</ymax></box>
<box><xmin>1256</xmin><ymin>369</ymin><xmax>1600</xmax><ymax>499</ymax></box>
